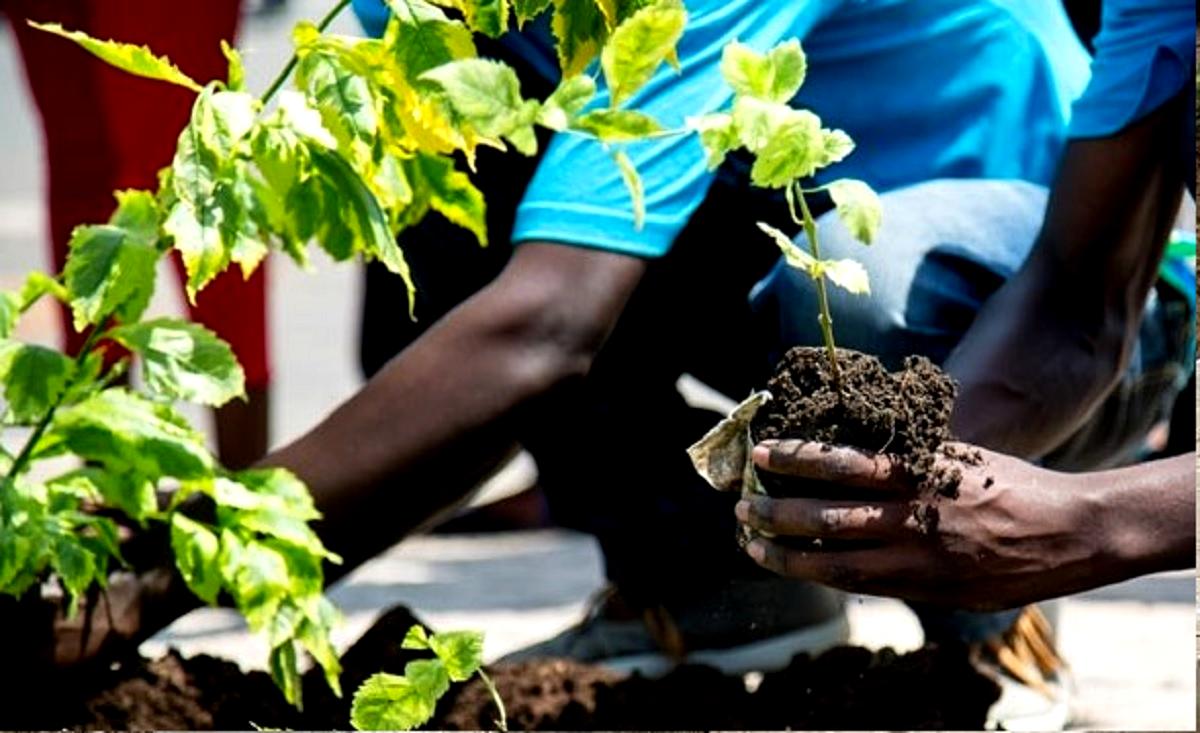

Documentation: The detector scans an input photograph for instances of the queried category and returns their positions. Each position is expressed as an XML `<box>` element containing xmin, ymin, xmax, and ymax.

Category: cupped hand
<box><xmin>737</xmin><ymin>439</ymin><xmax>1111</xmax><ymax>610</ymax></box>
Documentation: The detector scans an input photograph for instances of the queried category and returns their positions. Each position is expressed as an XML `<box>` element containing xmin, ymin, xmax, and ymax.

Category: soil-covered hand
<box><xmin>736</xmin><ymin>439</ymin><xmax>1192</xmax><ymax>610</ymax></box>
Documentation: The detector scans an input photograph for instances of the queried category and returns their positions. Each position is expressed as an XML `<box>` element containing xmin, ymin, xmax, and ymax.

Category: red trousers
<box><xmin>6</xmin><ymin>0</ymin><xmax>271</xmax><ymax>389</ymax></box>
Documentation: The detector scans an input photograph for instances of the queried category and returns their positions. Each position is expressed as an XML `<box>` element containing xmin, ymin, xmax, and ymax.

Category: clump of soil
<box><xmin>751</xmin><ymin>347</ymin><xmax>962</xmax><ymax>515</ymax></box>
<box><xmin>2</xmin><ymin>604</ymin><xmax>999</xmax><ymax>731</ymax></box>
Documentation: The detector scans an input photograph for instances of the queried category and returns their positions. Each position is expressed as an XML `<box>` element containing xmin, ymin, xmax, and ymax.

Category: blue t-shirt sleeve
<box><xmin>512</xmin><ymin>0</ymin><xmax>841</xmax><ymax>258</ymax></box>
<box><xmin>1068</xmin><ymin>0</ymin><xmax>1196</xmax><ymax>138</ymax></box>
<box><xmin>351</xmin><ymin>0</ymin><xmax>390</xmax><ymax>37</ymax></box>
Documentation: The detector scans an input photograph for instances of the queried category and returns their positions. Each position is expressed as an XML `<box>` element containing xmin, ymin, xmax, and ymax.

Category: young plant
<box><xmin>689</xmin><ymin>40</ymin><xmax>882</xmax><ymax>385</ymax></box>
<box><xmin>3</xmin><ymin>0</ymin><xmax>687</xmax><ymax>711</ymax></box>
<box><xmin>350</xmin><ymin>625</ymin><xmax>506</xmax><ymax>731</ymax></box>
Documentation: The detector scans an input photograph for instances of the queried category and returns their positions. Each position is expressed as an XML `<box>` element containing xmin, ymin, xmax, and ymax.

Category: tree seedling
<box><xmin>690</xmin><ymin>40</ymin><xmax>882</xmax><ymax>387</ymax></box>
<box><xmin>351</xmin><ymin>625</ymin><xmax>506</xmax><ymax>731</ymax></box>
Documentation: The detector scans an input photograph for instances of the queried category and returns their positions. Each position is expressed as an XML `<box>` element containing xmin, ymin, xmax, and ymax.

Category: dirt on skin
<box><xmin>750</xmin><ymin>347</ymin><xmax>964</xmax><ymax>531</ymax></box>
<box><xmin>1</xmin><ymin>605</ymin><xmax>999</xmax><ymax>731</ymax></box>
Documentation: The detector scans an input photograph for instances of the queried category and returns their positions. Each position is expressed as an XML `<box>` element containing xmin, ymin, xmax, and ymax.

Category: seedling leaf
<box><xmin>29</xmin><ymin>22</ymin><xmax>203</xmax><ymax>92</ymax></box>
<box><xmin>601</xmin><ymin>0</ymin><xmax>686</xmax><ymax>107</ymax></box>
<box><xmin>571</xmin><ymin>108</ymin><xmax>662</xmax><ymax>140</ymax></box>
<box><xmin>827</xmin><ymin>178</ymin><xmax>882</xmax><ymax>244</ymax></box>
<box><xmin>429</xmin><ymin>630</ymin><xmax>485</xmax><ymax>681</ymax></box>
<box><xmin>109</xmin><ymin>318</ymin><xmax>245</xmax><ymax>407</ymax></box>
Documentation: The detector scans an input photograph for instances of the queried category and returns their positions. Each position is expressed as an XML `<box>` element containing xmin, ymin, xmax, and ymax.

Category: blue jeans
<box><xmin>749</xmin><ymin>178</ymin><xmax>1195</xmax><ymax>640</ymax></box>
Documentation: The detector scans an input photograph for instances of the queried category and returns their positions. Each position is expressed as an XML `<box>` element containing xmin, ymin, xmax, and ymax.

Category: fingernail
<box><xmin>751</xmin><ymin>445</ymin><xmax>771</xmax><ymax>465</ymax></box>
<box><xmin>735</xmin><ymin>500</ymin><xmax>751</xmax><ymax>522</ymax></box>
<box><xmin>746</xmin><ymin>539</ymin><xmax>765</xmax><ymax>562</ymax></box>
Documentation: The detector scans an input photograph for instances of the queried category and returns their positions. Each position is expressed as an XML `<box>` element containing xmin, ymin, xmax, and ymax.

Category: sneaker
<box><xmin>976</xmin><ymin>604</ymin><xmax>1073</xmax><ymax>731</ymax></box>
<box><xmin>500</xmin><ymin>579</ymin><xmax>849</xmax><ymax>677</ymax></box>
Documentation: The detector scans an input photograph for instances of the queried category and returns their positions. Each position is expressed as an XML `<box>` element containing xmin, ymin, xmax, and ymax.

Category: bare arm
<box><xmin>267</xmin><ymin>242</ymin><xmax>646</xmax><ymax>572</ymax></box>
<box><xmin>946</xmin><ymin>89</ymin><xmax>1191</xmax><ymax>458</ymax></box>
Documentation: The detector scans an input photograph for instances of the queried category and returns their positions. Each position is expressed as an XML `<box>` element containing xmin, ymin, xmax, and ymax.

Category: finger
<box><xmin>752</xmin><ymin>440</ymin><xmax>909</xmax><ymax>491</ymax></box>
<box><xmin>744</xmin><ymin>538</ymin><xmax>909</xmax><ymax>592</ymax></box>
<box><xmin>736</xmin><ymin>495</ymin><xmax>914</xmax><ymax>539</ymax></box>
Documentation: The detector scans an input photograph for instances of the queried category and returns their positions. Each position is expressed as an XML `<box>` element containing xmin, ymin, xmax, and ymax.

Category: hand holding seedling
<box><xmin>738</xmin><ymin>440</ymin><xmax>1194</xmax><ymax>609</ymax></box>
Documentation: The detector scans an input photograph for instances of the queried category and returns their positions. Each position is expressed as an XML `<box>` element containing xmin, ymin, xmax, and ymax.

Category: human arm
<box><xmin>266</xmin><ymin>242</ymin><xmax>645</xmax><ymax>573</ymax></box>
<box><xmin>736</xmin><ymin>439</ymin><xmax>1194</xmax><ymax>610</ymax></box>
<box><xmin>944</xmin><ymin>88</ymin><xmax>1192</xmax><ymax>459</ymax></box>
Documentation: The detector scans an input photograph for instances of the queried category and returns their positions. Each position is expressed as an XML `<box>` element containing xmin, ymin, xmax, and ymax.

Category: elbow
<box><xmin>479</xmin><ymin>283</ymin><xmax>610</xmax><ymax>398</ymax></box>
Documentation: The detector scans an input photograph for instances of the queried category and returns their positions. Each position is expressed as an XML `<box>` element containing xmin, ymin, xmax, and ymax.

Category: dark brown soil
<box><xmin>751</xmin><ymin>347</ymin><xmax>961</xmax><ymax>515</ymax></box>
<box><xmin>2</xmin><ymin>604</ymin><xmax>999</xmax><ymax>731</ymax></box>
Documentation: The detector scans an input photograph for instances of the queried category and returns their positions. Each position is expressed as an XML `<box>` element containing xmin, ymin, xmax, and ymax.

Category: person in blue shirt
<box><xmin>347</xmin><ymin>0</ymin><xmax>1093</xmax><ymax>686</ymax></box>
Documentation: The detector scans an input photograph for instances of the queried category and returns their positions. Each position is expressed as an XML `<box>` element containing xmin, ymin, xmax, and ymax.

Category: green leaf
<box><xmin>537</xmin><ymin>74</ymin><xmax>596</xmax><ymax>131</ymax></box>
<box><xmin>384</xmin><ymin>0</ymin><xmax>478</xmax><ymax>81</ymax></box>
<box><xmin>757</xmin><ymin>221</ymin><xmax>815</xmax><ymax>272</ymax></box>
<box><xmin>63</xmin><ymin>203</ymin><xmax>159</xmax><ymax>330</ymax></box>
<box><xmin>687</xmin><ymin>113</ymin><xmax>737</xmax><ymax>169</ymax></box>
<box><xmin>351</xmin><ymin>661</ymin><xmax>449</xmax><ymax>731</ymax></box>
<box><xmin>108</xmin><ymin>318</ymin><xmax>245</xmax><ymax>407</ymax></box>
<box><xmin>294</xmin><ymin>44</ymin><xmax>378</xmax><ymax>160</ymax></box>
<box><xmin>421</xmin><ymin>59</ymin><xmax>540</xmax><ymax>154</ymax></box>
<box><xmin>0</xmin><ymin>341</ymin><xmax>75</xmax><ymax>424</ymax></box>
<box><xmin>51</xmin><ymin>534</ymin><xmax>98</xmax><ymax>617</ymax></box>
<box><xmin>221</xmin><ymin>40</ymin><xmax>245</xmax><ymax>91</ymax></box>
<box><xmin>50</xmin><ymin>388</ymin><xmax>214</xmax><ymax>480</ymax></box>
<box><xmin>551</xmin><ymin>0</ymin><xmax>608</xmax><ymax>77</ymax></box>
<box><xmin>459</xmin><ymin>0</ymin><xmax>510</xmax><ymax>37</ymax></box>
<box><xmin>514</xmin><ymin>0</ymin><xmax>551</xmax><ymax>26</ymax></box>
<box><xmin>225</xmin><ymin>539</ymin><xmax>291</xmax><ymax>628</ymax></box>
<box><xmin>409</xmin><ymin>153</ymin><xmax>489</xmax><ymax>249</ymax></box>
<box><xmin>269</xmin><ymin>640</ymin><xmax>304</xmax><ymax>709</ymax></box>
<box><xmin>308</xmin><ymin>147</ymin><xmax>418</xmax><ymax>315</ymax></box>
<box><xmin>720</xmin><ymin>39</ymin><xmax>806</xmax><ymax>104</ymax></box>
<box><xmin>0</xmin><ymin>292</ymin><xmax>19</xmax><ymax>340</ymax></box>
<box><xmin>429</xmin><ymin>630</ymin><xmax>484</xmax><ymax>681</ymax></box>
<box><xmin>167</xmin><ymin>86</ymin><xmax>258</xmax><ymax>298</ymax></box>
<box><xmin>731</xmin><ymin>99</ymin><xmax>824</xmax><ymax>188</ymax></box>
<box><xmin>29</xmin><ymin>21</ymin><xmax>202</xmax><ymax>92</ymax></box>
<box><xmin>600</xmin><ymin>0</ymin><xmax>685</xmax><ymax>107</ymax></box>
<box><xmin>297</xmin><ymin>596</ymin><xmax>343</xmax><ymax>696</ymax></box>
<box><xmin>50</xmin><ymin>468</ymin><xmax>158</xmax><ymax>523</ymax></box>
<box><xmin>819</xmin><ymin>258</ymin><xmax>871</xmax><ymax>295</ymax></box>
<box><xmin>571</xmin><ymin>108</ymin><xmax>661</xmax><ymax>141</ymax></box>
<box><xmin>827</xmin><ymin>178</ymin><xmax>882</xmax><ymax>245</ymax></box>
<box><xmin>18</xmin><ymin>272</ymin><xmax>69</xmax><ymax>310</ymax></box>
<box><xmin>171</xmin><ymin>513</ymin><xmax>222</xmax><ymax>605</ymax></box>
<box><xmin>402</xmin><ymin>625</ymin><xmax>431</xmax><ymax>649</ymax></box>
<box><xmin>820</xmin><ymin>128</ymin><xmax>855</xmax><ymax>167</ymax></box>
<box><xmin>611</xmin><ymin>150</ymin><xmax>645</xmax><ymax>229</ymax></box>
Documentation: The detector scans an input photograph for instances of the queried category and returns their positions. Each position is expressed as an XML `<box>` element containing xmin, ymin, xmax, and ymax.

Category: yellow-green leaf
<box><xmin>687</xmin><ymin>112</ymin><xmax>737</xmax><ymax>169</ymax></box>
<box><xmin>819</xmin><ymin>258</ymin><xmax>871</xmax><ymax>295</ymax></box>
<box><xmin>420</xmin><ymin>59</ymin><xmax>540</xmax><ymax>153</ymax></box>
<box><xmin>537</xmin><ymin>74</ymin><xmax>596</xmax><ymax>131</ymax></box>
<box><xmin>612</xmin><ymin>149</ymin><xmax>644</xmax><ymax>229</ymax></box>
<box><xmin>571</xmin><ymin>108</ymin><xmax>661</xmax><ymax>141</ymax></box>
<box><xmin>719</xmin><ymin>39</ymin><xmax>806</xmax><ymax>104</ymax></box>
<box><xmin>600</xmin><ymin>0</ymin><xmax>685</xmax><ymax>107</ymax></box>
<box><xmin>757</xmin><ymin>221</ymin><xmax>815</xmax><ymax>272</ymax></box>
<box><xmin>827</xmin><ymin>178</ymin><xmax>882</xmax><ymax>245</ymax></box>
<box><xmin>221</xmin><ymin>40</ymin><xmax>245</xmax><ymax>91</ymax></box>
<box><xmin>551</xmin><ymin>0</ymin><xmax>608</xmax><ymax>77</ymax></box>
<box><xmin>29</xmin><ymin>21</ymin><xmax>202</xmax><ymax>92</ymax></box>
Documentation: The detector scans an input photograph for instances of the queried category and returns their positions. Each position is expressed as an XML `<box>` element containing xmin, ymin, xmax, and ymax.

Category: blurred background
<box><xmin>0</xmin><ymin>1</ymin><xmax>1193</xmax><ymax>729</ymax></box>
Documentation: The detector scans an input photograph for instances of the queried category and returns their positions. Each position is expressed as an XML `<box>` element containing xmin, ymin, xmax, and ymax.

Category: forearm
<box><xmin>948</xmin><ymin>91</ymin><xmax>1191</xmax><ymax>457</ymax></box>
<box><xmin>1090</xmin><ymin>453</ymin><xmax>1196</xmax><ymax>582</ymax></box>
<box><xmin>264</xmin><ymin>244</ymin><xmax>644</xmax><ymax>572</ymax></box>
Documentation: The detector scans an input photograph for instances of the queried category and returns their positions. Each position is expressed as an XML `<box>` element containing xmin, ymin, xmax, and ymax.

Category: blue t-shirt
<box><xmin>514</xmin><ymin>0</ymin><xmax>1090</xmax><ymax>258</ymax></box>
<box><xmin>1068</xmin><ymin>0</ymin><xmax>1195</xmax><ymax>139</ymax></box>
<box><xmin>353</xmin><ymin>0</ymin><xmax>1090</xmax><ymax>258</ymax></box>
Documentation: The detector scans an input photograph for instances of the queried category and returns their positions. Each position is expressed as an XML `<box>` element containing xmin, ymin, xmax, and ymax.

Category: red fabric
<box><xmin>6</xmin><ymin>0</ymin><xmax>271</xmax><ymax>389</ymax></box>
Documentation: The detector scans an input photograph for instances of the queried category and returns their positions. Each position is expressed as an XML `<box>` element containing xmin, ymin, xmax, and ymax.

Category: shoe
<box><xmin>500</xmin><ymin>579</ymin><xmax>849</xmax><ymax>677</ymax></box>
<box><xmin>976</xmin><ymin>604</ymin><xmax>1073</xmax><ymax>731</ymax></box>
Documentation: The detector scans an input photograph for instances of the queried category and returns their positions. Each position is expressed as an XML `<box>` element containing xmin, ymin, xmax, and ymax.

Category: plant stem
<box><xmin>260</xmin><ymin>0</ymin><xmax>352</xmax><ymax>105</ymax></box>
<box><xmin>477</xmin><ymin>669</ymin><xmax>508</xmax><ymax>732</ymax></box>
<box><xmin>796</xmin><ymin>184</ymin><xmax>841</xmax><ymax>387</ymax></box>
<box><xmin>1</xmin><ymin>325</ymin><xmax>107</xmax><ymax>496</ymax></box>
